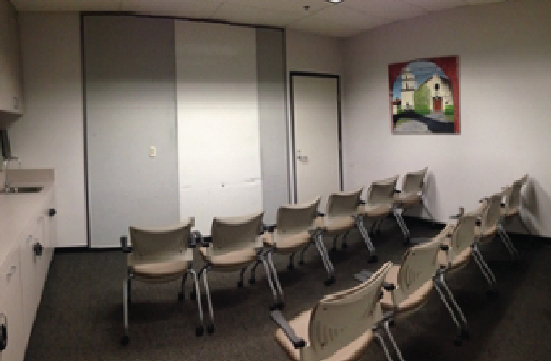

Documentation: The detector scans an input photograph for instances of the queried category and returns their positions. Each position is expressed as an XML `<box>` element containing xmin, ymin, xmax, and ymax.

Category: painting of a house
<box><xmin>389</xmin><ymin>56</ymin><xmax>460</xmax><ymax>134</ymax></box>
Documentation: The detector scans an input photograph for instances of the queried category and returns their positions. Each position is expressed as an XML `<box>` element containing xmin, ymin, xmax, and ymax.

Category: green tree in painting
<box><xmin>414</xmin><ymin>83</ymin><xmax>430</xmax><ymax>115</ymax></box>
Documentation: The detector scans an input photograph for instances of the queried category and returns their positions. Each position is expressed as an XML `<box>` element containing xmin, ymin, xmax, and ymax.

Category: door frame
<box><xmin>289</xmin><ymin>71</ymin><xmax>343</xmax><ymax>204</ymax></box>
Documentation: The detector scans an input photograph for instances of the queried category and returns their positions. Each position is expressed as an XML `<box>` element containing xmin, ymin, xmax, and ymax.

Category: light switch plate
<box><xmin>149</xmin><ymin>146</ymin><xmax>156</xmax><ymax>157</ymax></box>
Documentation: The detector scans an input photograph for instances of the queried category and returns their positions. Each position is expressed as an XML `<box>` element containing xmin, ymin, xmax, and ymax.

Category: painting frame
<box><xmin>389</xmin><ymin>56</ymin><xmax>460</xmax><ymax>135</ymax></box>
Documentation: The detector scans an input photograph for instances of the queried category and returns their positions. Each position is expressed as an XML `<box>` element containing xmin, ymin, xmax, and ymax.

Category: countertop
<box><xmin>0</xmin><ymin>171</ymin><xmax>55</xmax><ymax>268</ymax></box>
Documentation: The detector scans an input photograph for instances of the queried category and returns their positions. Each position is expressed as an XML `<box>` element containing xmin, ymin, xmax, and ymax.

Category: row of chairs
<box><xmin>118</xmin><ymin>168</ymin><xmax>433</xmax><ymax>344</ymax></box>
<box><xmin>271</xmin><ymin>174</ymin><xmax>530</xmax><ymax>361</ymax></box>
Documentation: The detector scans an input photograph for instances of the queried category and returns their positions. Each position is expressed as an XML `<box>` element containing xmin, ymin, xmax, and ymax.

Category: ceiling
<box><xmin>10</xmin><ymin>0</ymin><xmax>510</xmax><ymax>37</ymax></box>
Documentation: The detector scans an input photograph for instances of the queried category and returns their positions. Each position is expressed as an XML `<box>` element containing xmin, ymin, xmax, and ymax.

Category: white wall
<box><xmin>343</xmin><ymin>1</ymin><xmax>551</xmax><ymax>236</ymax></box>
<box><xmin>9</xmin><ymin>12</ymin><xmax>87</xmax><ymax>247</ymax></box>
<box><xmin>285</xmin><ymin>29</ymin><xmax>344</xmax><ymax>202</ymax></box>
<box><xmin>175</xmin><ymin>21</ymin><xmax>262</xmax><ymax>234</ymax></box>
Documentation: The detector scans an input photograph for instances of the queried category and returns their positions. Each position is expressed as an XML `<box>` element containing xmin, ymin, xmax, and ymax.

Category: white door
<box><xmin>292</xmin><ymin>74</ymin><xmax>341</xmax><ymax>211</ymax></box>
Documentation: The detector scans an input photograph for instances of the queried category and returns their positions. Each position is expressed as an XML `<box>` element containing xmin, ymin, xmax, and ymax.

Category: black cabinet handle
<box><xmin>33</xmin><ymin>243</ymin><xmax>43</xmax><ymax>257</ymax></box>
<box><xmin>0</xmin><ymin>313</ymin><xmax>7</xmax><ymax>351</ymax></box>
<box><xmin>48</xmin><ymin>208</ymin><xmax>56</xmax><ymax>217</ymax></box>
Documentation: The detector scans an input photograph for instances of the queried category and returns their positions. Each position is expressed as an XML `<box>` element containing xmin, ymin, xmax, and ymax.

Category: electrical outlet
<box><xmin>149</xmin><ymin>146</ymin><xmax>156</xmax><ymax>158</ymax></box>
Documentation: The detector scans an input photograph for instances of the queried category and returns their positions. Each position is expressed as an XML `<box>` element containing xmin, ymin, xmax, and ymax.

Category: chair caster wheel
<box><xmin>342</xmin><ymin>242</ymin><xmax>348</xmax><ymax>249</ymax></box>
<box><xmin>368</xmin><ymin>255</ymin><xmax>378</xmax><ymax>264</ymax></box>
<box><xmin>454</xmin><ymin>336</ymin><xmax>462</xmax><ymax>346</ymax></box>
<box><xmin>207</xmin><ymin>324</ymin><xmax>215</xmax><ymax>334</ymax></box>
<box><xmin>237</xmin><ymin>281</ymin><xmax>243</xmax><ymax>288</ymax></box>
<box><xmin>121</xmin><ymin>335</ymin><xmax>130</xmax><ymax>346</ymax></box>
<box><xmin>178</xmin><ymin>292</ymin><xmax>184</xmax><ymax>301</ymax></box>
<box><xmin>287</xmin><ymin>264</ymin><xmax>295</xmax><ymax>270</ymax></box>
<box><xmin>249</xmin><ymin>278</ymin><xmax>256</xmax><ymax>285</ymax></box>
<box><xmin>190</xmin><ymin>291</ymin><xmax>196</xmax><ymax>300</ymax></box>
<box><xmin>298</xmin><ymin>260</ymin><xmax>304</xmax><ymax>266</ymax></box>
<box><xmin>324</xmin><ymin>276</ymin><xmax>335</xmax><ymax>286</ymax></box>
<box><xmin>196</xmin><ymin>326</ymin><xmax>204</xmax><ymax>337</ymax></box>
<box><xmin>461</xmin><ymin>328</ymin><xmax>470</xmax><ymax>340</ymax></box>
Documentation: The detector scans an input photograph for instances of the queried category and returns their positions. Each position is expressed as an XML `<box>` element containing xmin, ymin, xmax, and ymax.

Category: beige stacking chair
<box><xmin>355</xmin><ymin>236</ymin><xmax>444</xmax><ymax>359</ymax></box>
<box><xmin>361</xmin><ymin>175</ymin><xmax>411</xmax><ymax>245</ymax></box>
<box><xmin>262</xmin><ymin>197</ymin><xmax>328</xmax><ymax>306</ymax></box>
<box><xmin>198</xmin><ymin>211</ymin><xmax>278</xmax><ymax>334</ymax></box>
<box><xmin>394</xmin><ymin>167</ymin><xmax>434</xmax><ymax>233</ymax></box>
<box><xmin>500</xmin><ymin>174</ymin><xmax>531</xmax><ymax>240</ymax></box>
<box><xmin>119</xmin><ymin>218</ymin><xmax>203</xmax><ymax>345</ymax></box>
<box><xmin>314</xmin><ymin>187</ymin><xmax>378</xmax><ymax>266</ymax></box>
<box><xmin>271</xmin><ymin>262</ymin><xmax>396</xmax><ymax>361</ymax></box>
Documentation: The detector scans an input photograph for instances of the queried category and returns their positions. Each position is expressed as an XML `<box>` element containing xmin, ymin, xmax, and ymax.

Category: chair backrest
<box><xmin>129</xmin><ymin>218</ymin><xmax>194</xmax><ymax>260</ymax></box>
<box><xmin>211</xmin><ymin>211</ymin><xmax>264</xmax><ymax>253</ymax></box>
<box><xmin>366</xmin><ymin>175</ymin><xmax>399</xmax><ymax>205</ymax></box>
<box><xmin>506</xmin><ymin>174</ymin><xmax>528</xmax><ymax>212</ymax></box>
<box><xmin>395</xmin><ymin>236</ymin><xmax>442</xmax><ymax>301</ymax></box>
<box><xmin>449</xmin><ymin>213</ymin><xmax>477</xmax><ymax>255</ymax></box>
<box><xmin>479</xmin><ymin>193</ymin><xmax>503</xmax><ymax>233</ymax></box>
<box><xmin>276</xmin><ymin>197</ymin><xmax>320</xmax><ymax>235</ymax></box>
<box><xmin>301</xmin><ymin>262</ymin><xmax>392</xmax><ymax>361</ymax></box>
<box><xmin>402</xmin><ymin>167</ymin><xmax>428</xmax><ymax>195</ymax></box>
<box><xmin>326</xmin><ymin>188</ymin><xmax>363</xmax><ymax>217</ymax></box>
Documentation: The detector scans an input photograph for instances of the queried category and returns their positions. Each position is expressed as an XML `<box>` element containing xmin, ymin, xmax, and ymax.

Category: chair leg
<box><xmin>249</xmin><ymin>259</ymin><xmax>262</xmax><ymax>285</ymax></box>
<box><xmin>437</xmin><ymin>272</ymin><xmax>469</xmax><ymax>336</ymax></box>
<box><xmin>200</xmin><ymin>266</ymin><xmax>215</xmax><ymax>334</ymax></box>
<box><xmin>433</xmin><ymin>276</ymin><xmax>463</xmax><ymax>346</ymax></box>
<box><xmin>237</xmin><ymin>267</ymin><xmax>247</xmax><ymax>288</ymax></box>
<box><xmin>341</xmin><ymin>230</ymin><xmax>350</xmax><ymax>249</ymax></box>
<box><xmin>472</xmin><ymin>243</ymin><xmax>497</xmax><ymax>285</ymax></box>
<box><xmin>392</xmin><ymin>207</ymin><xmax>411</xmax><ymax>245</ymax></box>
<box><xmin>331</xmin><ymin>236</ymin><xmax>339</xmax><ymax>252</ymax></box>
<box><xmin>121</xmin><ymin>278</ymin><xmax>130</xmax><ymax>345</ymax></box>
<box><xmin>127</xmin><ymin>276</ymin><xmax>132</xmax><ymax>305</ymax></box>
<box><xmin>373</xmin><ymin>329</ymin><xmax>395</xmax><ymax>361</ymax></box>
<box><xmin>421</xmin><ymin>200</ymin><xmax>435</xmax><ymax>221</ymax></box>
<box><xmin>299</xmin><ymin>243</ymin><xmax>311</xmax><ymax>265</ymax></box>
<box><xmin>498</xmin><ymin>224</ymin><xmax>519</xmax><ymax>259</ymax></box>
<box><xmin>266</xmin><ymin>250</ymin><xmax>284</xmax><ymax>309</ymax></box>
<box><xmin>356</xmin><ymin>216</ymin><xmax>378</xmax><ymax>263</ymax></box>
<box><xmin>258</xmin><ymin>254</ymin><xmax>281</xmax><ymax>310</ymax></box>
<box><xmin>383</xmin><ymin>319</ymin><xmax>405</xmax><ymax>361</ymax></box>
<box><xmin>189</xmin><ymin>269</ymin><xmax>205</xmax><ymax>337</ymax></box>
<box><xmin>313</xmin><ymin>234</ymin><xmax>335</xmax><ymax>286</ymax></box>
<box><xmin>288</xmin><ymin>252</ymin><xmax>296</xmax><ymax>270</ymax></box>
<box><xmin>179</xmin><ymin>272</ymin><xmax>188</xmax><ymax>300</ymax></box>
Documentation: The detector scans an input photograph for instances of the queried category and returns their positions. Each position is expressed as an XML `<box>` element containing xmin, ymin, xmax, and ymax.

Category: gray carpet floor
<box><xmin>24</xmin><ymin>220</ymin><xmax>551</xmax><ymax>361</ymax></box>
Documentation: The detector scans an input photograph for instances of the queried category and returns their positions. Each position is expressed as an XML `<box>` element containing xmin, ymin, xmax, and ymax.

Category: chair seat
<box><xmin>315</xmin><ymin>216</ymin><xmax>355</xmax><ymax>235</ymax></box>
<box><xmin>263</xmin><ymin>232</ymin><xmax>311</xmax><ymax>254</ymax></box>
<box><xmin>275</xmin><ymin>310</ymin><xmax>375</xmax><ymax>361</ymax></box>
<box><xmin>380</xmin><ymin>265</ymin><xmax>433</xmax><ymax>313</ymax></box>
<box><xmin>501</xmin><ymin>207</ymin><xmax>519</xmax><ymax>217</ymax></box>
<box><xmin>360</xmin><ymin>204</ymin><xmax>392</xmax><ymax>218</ymax></box>
<box><xmin>438</xmin><ymin>246</ymin><xmax>472</xmax><ymax>270</ymax></box>
<box><xmin>131</xmin><ymin>260</ymin><xmax>189</xmax><ymax>281</ymax></box>
<box><xmin>199</xmin><ymin>247</ymin><xmax>257</xmax><ymax>269</ymax></box>
<box><xmin>475</xmin><ymin>225</ymin><xmax>497</xmax><ymax>242</ymax></box>
<box><xmin>394</xmin><ymin>193</ymin><xmax>421</xmax><ymax>208</ymax></box>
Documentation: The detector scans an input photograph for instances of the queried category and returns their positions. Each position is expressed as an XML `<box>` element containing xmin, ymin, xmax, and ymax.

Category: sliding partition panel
<box><xmin>84</xmin><ymin>16</ymin><xmax>179</xmax><ymax>247</ymax></box>
<box><xmin>175</xmin><ymin>21</ymin><xmax>263</xmax><ymax>234</ymax></box>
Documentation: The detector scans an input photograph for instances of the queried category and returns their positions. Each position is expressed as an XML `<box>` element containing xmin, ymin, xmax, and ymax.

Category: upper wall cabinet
<box><xmin>0</xmin><ymin>0</ymin><xmax>23</xmax><ymax>115</ymax></box>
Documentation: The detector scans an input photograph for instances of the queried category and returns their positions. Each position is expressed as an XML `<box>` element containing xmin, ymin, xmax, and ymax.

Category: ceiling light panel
<box><xmin>12</xmin><ymin>0</ymin><xmax>121</xmax><ymax>11</ymax></box>
<box><xmin>343</xmin><ymin>0</ymin><xmax>428</xmax><ymax>20</ymax></box>
<box><xmin>403</xmin><ymin>0</ymin><xmax>468</xmax><ymax>12</ymax></box>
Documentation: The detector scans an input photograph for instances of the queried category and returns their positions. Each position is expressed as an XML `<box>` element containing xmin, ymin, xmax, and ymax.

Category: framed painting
<box><xmin>389</xmin><ymin>56</ymin><xmax>460</xmax><ymax>134</ymax></box>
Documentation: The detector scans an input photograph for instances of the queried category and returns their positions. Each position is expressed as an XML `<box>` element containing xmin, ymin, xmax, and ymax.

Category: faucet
<box><xmin>2</xmin><ymin>156</ymin><xmax>21</xmax><ymax>191</ymax></box>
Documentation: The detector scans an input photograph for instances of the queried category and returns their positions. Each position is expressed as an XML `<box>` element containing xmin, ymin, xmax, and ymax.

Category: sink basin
<box><xmin>0</xmin><ymin>187</ymin><xmax>44</xmax><ymax>194</ymax></box>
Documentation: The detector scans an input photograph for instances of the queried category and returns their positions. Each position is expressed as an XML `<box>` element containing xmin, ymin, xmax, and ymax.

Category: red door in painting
<box><xmin>433</xmin><ymin>97</ymin><xmax>442</xmax><ymax>112</ymax></box>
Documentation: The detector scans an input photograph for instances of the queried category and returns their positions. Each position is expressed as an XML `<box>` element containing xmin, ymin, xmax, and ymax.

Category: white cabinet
<box><xmin>0</xmin><ymin>248</ymin><xmax>24</xmax><ymax>361</ymax></box>
<box><xmin>0</xmin><ymin>0</ymin><xmax>23</xmax><ymax>114</ymax></box>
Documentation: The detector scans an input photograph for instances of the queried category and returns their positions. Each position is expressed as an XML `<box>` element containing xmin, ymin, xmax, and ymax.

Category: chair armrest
<box><xmin>358</xmin><ymin>199</ymin><xmax>366</xmax><ymax>205</ymax></box>
<box><xmin>316</xmin><ymin>211</ymin><xmax>325</xmax><ymax>217</ymax></box>
<box><xmin>189</xmin><ymin>230</ymin><xmax>203</xmax><ymax>248</ymax></box>
<box><xmin>120</xmin><ymin>236</ymin><xmax>132</xmax><ymax>253</ymax></box>
<box><xmin>394</xmin><ymin>189</ymin><xmax>401</xmax><ymax>194</ymax></box>
<box><xmin>440</xmin><ymin>244</ymin><xmax>449</xmax><ymax>251</ymax></box>
<box><xmin>270</xmin><ymin>310</ymin><xmax>306</xmax><ymax>349</ymax></box>
<box><xmin>382</xmin><ymin>282</ymin><xmax>395</xmax><ymax>291</ymax></box>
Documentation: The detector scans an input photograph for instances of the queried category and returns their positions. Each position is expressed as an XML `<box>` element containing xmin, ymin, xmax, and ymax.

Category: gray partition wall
<box><xmin>83</xmin><ymin>16</ymin><xmax>179</xmax><ymax>247</ymax></box>
<box><xmin>256</xmin><ymin>28</ymin><xmax>289</xmax><ymax>224</ymax></box>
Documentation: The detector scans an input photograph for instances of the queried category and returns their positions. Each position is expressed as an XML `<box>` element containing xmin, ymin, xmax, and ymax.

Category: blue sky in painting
<box><xmin>392</xmin><ymin>60</ymin><xmax>448</xmax><ymax>100</ymax></box>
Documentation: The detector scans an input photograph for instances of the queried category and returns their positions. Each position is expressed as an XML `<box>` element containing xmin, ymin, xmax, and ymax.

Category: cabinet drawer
<box><xmin>0</xmin><ymin>247</ymin><xmax>20</xmax><ymax>295</ymax></box>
